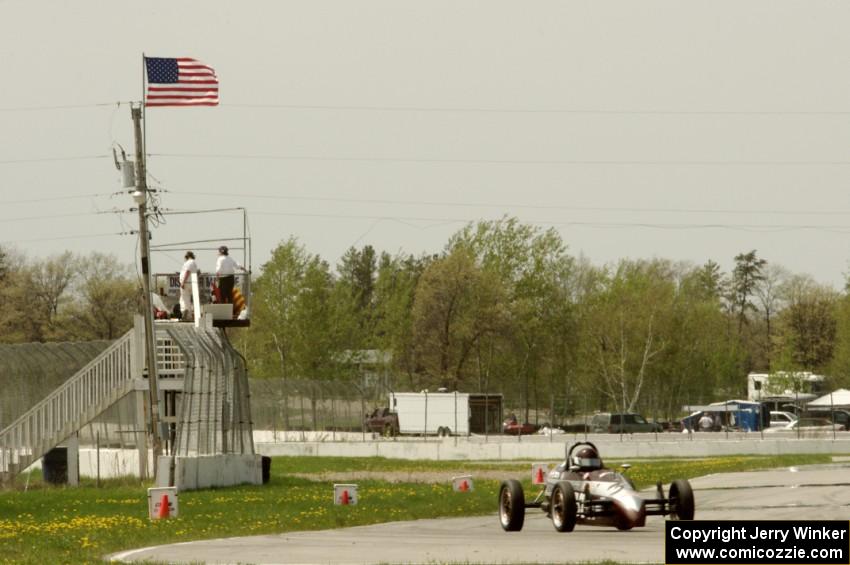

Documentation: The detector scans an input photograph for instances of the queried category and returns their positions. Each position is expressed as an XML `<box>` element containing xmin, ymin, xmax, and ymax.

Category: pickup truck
<box><xmin>364</xmin><ymin>407</ymin><xmax>399</xmax><ymax>436</ymax></box>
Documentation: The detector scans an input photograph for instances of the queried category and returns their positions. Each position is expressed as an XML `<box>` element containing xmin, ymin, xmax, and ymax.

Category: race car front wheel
<box><xmin>499</xmin><ymin>480</ymin><xmax>525</xmax><ymax>531</ymax></box>
<box><xmin>669</xmin><ymin>479</ymin><xmax>695</xmax><ymax>520</ymax></box>
<box><xmin>551</xmin><ymin>481</ymin><xmax>577</xmax><ymax>532</ymax></box>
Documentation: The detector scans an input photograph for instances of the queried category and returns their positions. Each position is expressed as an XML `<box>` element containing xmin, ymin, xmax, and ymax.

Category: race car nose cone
<box><xmin>614</xmin><ymin>496</ymin><xmax>646</xmax><ymax>528</ymax></box>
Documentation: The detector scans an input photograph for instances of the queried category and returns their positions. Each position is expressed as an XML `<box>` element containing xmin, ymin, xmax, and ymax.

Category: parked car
<box><xmin>803</xmin><ymin>409</ymin><xmax>850</xmax><ymax>431</ymax></box>
<box><xmin>502</xmin><ymin>415</ymin><xmax>538</xmax><ymax>435</ymax></box>
<box><xmin>765</xmin><ymin>417</ymin><xmax>842</xmax><ymax>433</ymax></box>
<box><xmin>364</xmin><ymin>407</ymin><xmax>399</xmax><ymax>436</ymax></box>
<box><xmin>590</xmin><ymin>413</ymin><xmax>662</xmax><ymax>434</ymax></box>
<box><xmin>769</xmin><ymin>411</ymin><xmax>798</xmax><ymax>428</ymax></box>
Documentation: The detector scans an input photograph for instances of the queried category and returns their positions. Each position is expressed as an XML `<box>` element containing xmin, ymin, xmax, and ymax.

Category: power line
<box><xmin>0</xmin><ymin>154</ymin><xmax>110</xmax><ymax>165</ymax></box>
<box><xmin>171</xmin><ymin>189</ymin><xmax>850</xmax><ymax>217</ymax></box>
<box><xmin>0</xmin><ymin>210</ymin><xmax>127</xmax><ymax>223</ymax></box>
<box><xmin>151</xmin><ymin>153</ymin><xmax>850</xmax><ymax>167</ymax></box>
<box><xmin>0</xmin><ymin>102</ymin><xmax>135</xmax><ymax>112</ymax></box>
<box><xmin>0</xmin><ymin>231</ymin><xmax>130</xmax><ymax>244</ymax></box>
<box><xmin>4</xmin><ymin>101</ymin><xmax>850</xmax><ymax>115</ymax></box>
<box><xmin>223</xmin><ymin>103</ymin><xmax>850</xmax><ymax>116</ymax></box>
<box><xmin>0</xmin><ymin>193</ymin><xmax>112</xmax><ymax>205</ymax></box>
<box><xmin>250</xmin><ymin>210</ymin><xmax>850</xmax><ymax>233</ymax></box>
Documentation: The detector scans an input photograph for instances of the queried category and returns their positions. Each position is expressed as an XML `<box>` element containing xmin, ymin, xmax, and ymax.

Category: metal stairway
<box><xmin>0</xmin><ymin>328</ymin><xmax>142</xmax><ymax>484</ymax></box>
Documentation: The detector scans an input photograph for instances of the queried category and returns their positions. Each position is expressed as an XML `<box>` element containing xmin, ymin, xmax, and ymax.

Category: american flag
<box><xmin>144</xmin><ymin>57</ymin><xmax>219</xmax><ymax>107</ymax></box>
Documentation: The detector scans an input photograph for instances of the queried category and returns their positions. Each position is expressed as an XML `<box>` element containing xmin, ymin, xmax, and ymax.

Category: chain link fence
<box><xmin>246</xmin><ymin>377</ymin><xmax>850</xmax><ymax>441</ymax></box>
<box><xmin>0</xmin><ymin>341</ymin><xmax>112</xmax><ymax>430</ymax></box>
<box><xmin>1</xmin><ymin>340</ymin><xmax>844</xmax><ymax>448</ymax></box>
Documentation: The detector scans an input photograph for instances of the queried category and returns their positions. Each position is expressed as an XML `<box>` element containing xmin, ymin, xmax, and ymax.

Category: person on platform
<box><xmin>179</xmin><ymin>251</ymin><xmax>199</xmax><ymax>320</ymax></box>
<box><xmin>215</xmin><ymin>245</ymin><xmax>246</xmax><ymax>304</ymax></box>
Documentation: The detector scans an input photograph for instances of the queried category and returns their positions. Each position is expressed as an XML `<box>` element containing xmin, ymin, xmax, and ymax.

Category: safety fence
<box><xmin>246</xmin><ymin>378</ymin><xmax>850</xmax><ymax>441</ymax></box>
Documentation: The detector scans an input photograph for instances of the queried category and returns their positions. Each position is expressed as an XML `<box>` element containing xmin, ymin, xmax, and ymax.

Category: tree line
<box><xmin>0</xmin><ymin>248</ymin><xmax>139</xmax><ymax>342</ymax></box>
<box><xmin>4</xmin><ymin>217</ymin><xmax>850</xmax><ymax>421</ymax></box>
<box><xmin>237</xmin><ymin>217</ymin><xmax>850</xmax><ymax>421</ymax></box>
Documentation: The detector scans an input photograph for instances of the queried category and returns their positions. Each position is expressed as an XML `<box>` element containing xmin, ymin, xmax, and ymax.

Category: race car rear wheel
<box><xmin>669</xmin><ymin>479</ymin><xmax>695</xmax><ymax>520</ymax></box>
<box><xmin>551</xmin><ymin>481</ymin><xmax>577</xmax><ymax>532</ymax></box>
<box><xmin>498</xmin><ymin>480</ymin><xmax>525</xmax><ymax>531</ymax></box>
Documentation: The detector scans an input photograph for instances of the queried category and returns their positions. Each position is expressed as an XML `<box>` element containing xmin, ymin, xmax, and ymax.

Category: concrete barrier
<box><xmin>256</xmin><ymin>434</ymin><xmax>850</xmax><ymax>460</ymax></box>
<box><xmin>173</xmin><ymin>454</ymin><xmax>263</xmax><ymax>491</ymax></box>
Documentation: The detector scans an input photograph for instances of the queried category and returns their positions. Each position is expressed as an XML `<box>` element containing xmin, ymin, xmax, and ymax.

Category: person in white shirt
<box><xmin>179</xmin><ymin>251</ymin><xmax>199</xmax><ymax>320</ymax></box>
<box><xmin>698</xmin><ymin>412</ymin><xmax>714</xmax><ymax>432</ymax></box>
<box><xmin>215</xmin><ymin>245</ymin><xmax>245</xmax><ymax>304</ymax></box>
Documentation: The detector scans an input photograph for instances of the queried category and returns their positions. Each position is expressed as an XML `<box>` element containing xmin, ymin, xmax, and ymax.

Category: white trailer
<box><xmin>388</xmin><ymin>391</ymin><xmax>502</xmax><ymax>436</ymax></box>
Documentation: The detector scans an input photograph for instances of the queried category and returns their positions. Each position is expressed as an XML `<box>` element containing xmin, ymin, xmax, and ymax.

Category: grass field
<box><xmin>0</xmin><ymin>453</ymin><xmax>835</xmax><ymax>564</ymax></box>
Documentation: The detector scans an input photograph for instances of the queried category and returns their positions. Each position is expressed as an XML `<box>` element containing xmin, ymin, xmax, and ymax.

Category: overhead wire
<box><xmin>167</xmin><ymin>189</ymin><xmax>850</xmax><ymax>217</ymax></box>
<box><xmin>246</xmin><ymin>210</ymin><xmax>850</xmax><ymax>234</ymax></box>
<box><xmin>218</xmin><ymin>103</ymin><xmax>850</xmax><ymax>116</ymax></box>
<box><xmin>0</xmin><ymin>193</ymin><xmax>113</xmax><ymax>205</ymax></box>
<box><xmin>0</xmin><ymin>231</ymin><xmax>131</xmax><ymax>244</ymax></box>
<box><xmin>0</xmin><ymin>210</ymin><xmax>127</xmax><ymax>223</ymax></box>
<box><xmin>150</xmin><ymin>153</ymin><xmax>850</xmax><ymax>167</ymax></box>
<box><xmin>5</xmin><ymin>101</ymin><xmax>850</xmax><ymax>115</ymax></box>
<box><xmin>0</xmin><ymin>154</ymin><xmax>110</xmax><ymax>165</ymax></box>
<box><xmin>0</xmin><ymin>102</ymin><xmax>135</xmax><ymax>112</ymax></box>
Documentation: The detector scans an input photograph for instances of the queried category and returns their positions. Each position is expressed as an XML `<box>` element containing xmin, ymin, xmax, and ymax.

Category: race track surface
<box><xmin>111</xmin><ymin>463</ymin><xmax>850</xmax><ymax>565</ymax></box>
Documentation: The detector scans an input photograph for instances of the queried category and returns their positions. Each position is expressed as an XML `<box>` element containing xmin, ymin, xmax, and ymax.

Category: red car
<box><xmin>502</xmin><ymin>416</ymin><xmax>538</xmax><ymax>435</ymax></box>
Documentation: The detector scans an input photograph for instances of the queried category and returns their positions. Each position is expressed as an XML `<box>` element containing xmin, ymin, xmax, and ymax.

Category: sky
<box><xmin>2</xmin><ymin>1</ymin><xmax>850</xmax><ymax>287</ymax></box>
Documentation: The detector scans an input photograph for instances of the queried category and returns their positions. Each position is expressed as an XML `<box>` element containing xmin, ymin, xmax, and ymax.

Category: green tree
<box><xmin>242</xmin><ymin>238</ymin><xmax>309</xmax><ymax>427</ymax></box>
<box><xmin>730</xmin><ymin>250</ymin><xmax>767</xmax><ymax>334</ymax></box>
<box><xmin>655</xmin><ymin>262</ymin><xmax>744</xmax><ymax>414</ymax></box>
<box><xmin>775</xmin><ymin>275</ymin><xmax>837</xmax><ymax>371</ymax></box>
<box><xmin>0</xmin><ymin>248</ymin><xmax>28</xmax><ymax>343</ymax></box>
<box><xmin>65</xmin><ymin>253</ymin><xmax>138</xmax><ymax>340</ymax></box>
<box><xmin>829</xmin><ymin>293</ymin><xmax>850</xmax><ymax>387</ymax></box>
<box><xmin>373</xmin><ymin>252</ymin><xmax>429</xmax><ymax>388</ymax></box>
<box><xmin>23</xmin><ymin>252</ymin><xmax>78</xmax><ymax>341</ymax></box>
<box><xmin>412</xmin><ymin>248</ymin><xmax>506</xmax><ymax>390</ymax></box>
<box><xmin>753</xmin><ymin>264</ymin><xmax>789</xmax><ymax>371</ymax></box>
<box><xmin>336</xmin><ymin>245</ymin><xmax>378</xmax><ymax>349</ymax></box>
<box><xmin>448</xmin><ymin>216</ymin><xmax>575</xmax><ymax>421</ymax></box>
<box><xmin>290</xmin><ymin>256</ymin><xmax>337</xmax><ymax>427</ymax></box>
<box><xmin>578</xmin><ymin>260</ymin><xmax>671</xmax><ymax>414</ymax></box>
<box><xmin>692</xmin><ymin>260</ymin><xmax>724</xmax><ymax>302</ymax></box>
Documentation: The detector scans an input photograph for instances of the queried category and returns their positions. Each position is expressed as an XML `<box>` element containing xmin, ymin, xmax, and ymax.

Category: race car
<box><xmin>498</xmin><ymin>441</ymin><xmax>694</xmax><ymax>532</ymax></box>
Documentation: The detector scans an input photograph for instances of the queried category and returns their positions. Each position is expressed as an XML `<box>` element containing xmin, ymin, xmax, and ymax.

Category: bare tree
<box><xmin>754</xmin><ymin>264</ymin><xmax>789</xmax><ymax>370</ymax></box>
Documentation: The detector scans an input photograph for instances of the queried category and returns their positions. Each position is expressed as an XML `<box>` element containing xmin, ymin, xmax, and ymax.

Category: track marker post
<box><xmin>334</xmin><ymin>483</ymin><xmax>358</xmax><ymax>505</ymax></box>
<box><xmin>452</xmin><ymin>475</ymin><xmax>474</xmax><ymax>492</ymax></box>
<box><xmin>532</xmin><ymin>462</ymin><xmax>550</xmax><ymax>485</ymax></box>
<box><xmin>148</xmin><ymin>487</ymin><xmax>178</xmax><ymax>520</ymax></box>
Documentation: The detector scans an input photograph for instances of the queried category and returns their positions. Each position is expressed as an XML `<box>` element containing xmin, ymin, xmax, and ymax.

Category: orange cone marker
<box><xmin>158</xmin><ymin>494</ymin><xmax>170</xmax><ymax>519</ymax></box>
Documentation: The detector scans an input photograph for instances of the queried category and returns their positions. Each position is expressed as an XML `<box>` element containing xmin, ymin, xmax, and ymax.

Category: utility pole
<box><xmin>131</xmin><ymin>104</ymin><xmax>162</xmax><ymax>474</ymax></box>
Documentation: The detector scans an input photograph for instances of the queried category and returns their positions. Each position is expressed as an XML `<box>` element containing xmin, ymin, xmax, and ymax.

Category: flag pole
<box><xmin>141</xmin><ymin>53</ymin><xmax>147</xmax><ymax>165</ymax></box>
<box><xmin>136</xmin><ymin>52</ymin><xmax>163</xmax><ymax>477</ymax></box>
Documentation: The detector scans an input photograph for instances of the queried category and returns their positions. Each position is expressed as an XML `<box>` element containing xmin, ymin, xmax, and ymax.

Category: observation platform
<box><xmin>152</xmin><ymin>272</ymin><xmax>251</xmax><ymax>329</ymax></box>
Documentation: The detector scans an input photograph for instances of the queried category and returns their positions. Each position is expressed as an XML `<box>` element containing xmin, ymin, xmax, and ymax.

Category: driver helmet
<box><xmin>571</xmin><ymin>446</ymin><xmax>602</xmax><ymax>471</ymax></box>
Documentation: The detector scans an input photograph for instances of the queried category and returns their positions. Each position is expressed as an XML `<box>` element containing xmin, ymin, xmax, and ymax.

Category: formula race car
<box><xmin>499</xmin><ymin>441</ymin><xmax>694</xmax><ymax>532</ymax></box>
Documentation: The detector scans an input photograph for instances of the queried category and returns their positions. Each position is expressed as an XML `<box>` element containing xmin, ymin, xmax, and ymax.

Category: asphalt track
<box><xmin>111</xmin><ymin>463</ymin><xmax>850</xmax><ymax>564</ymax></box>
